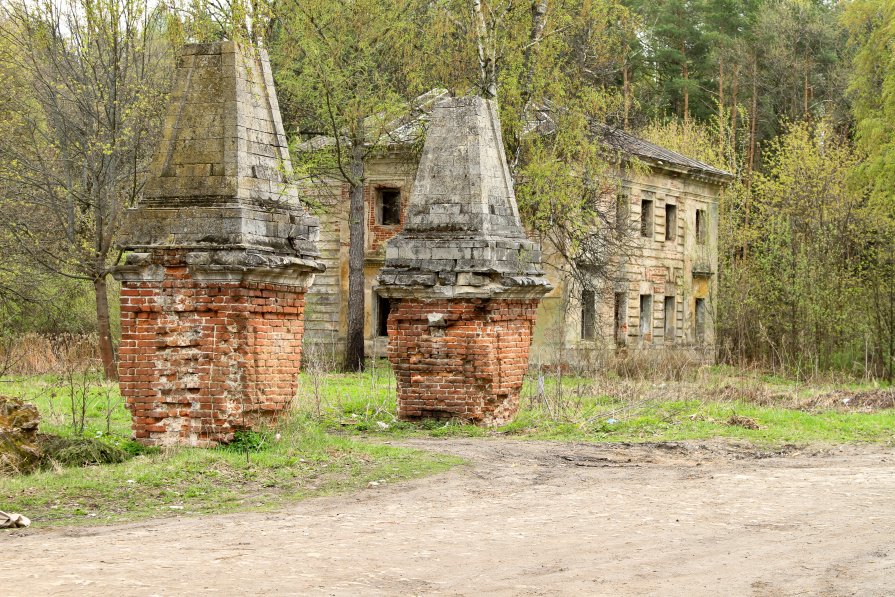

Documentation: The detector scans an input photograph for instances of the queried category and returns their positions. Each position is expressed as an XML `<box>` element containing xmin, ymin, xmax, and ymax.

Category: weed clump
<box><xmin>726</xmin><ymin>415</ymin><xmax>760</xmax><ymax>430</ymax></box>
<box><xmin>37</xmin><ymin>434</ymin><xmax>132</xmax><ymax>467</ymax></box>
<box><xmin>223</xmin><ymin>430</ymin><xmax>272</xmax><ymax>453</ymax></box>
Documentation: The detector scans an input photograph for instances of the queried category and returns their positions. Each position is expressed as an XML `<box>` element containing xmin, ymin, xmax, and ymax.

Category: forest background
<box><xmin>0</xmin><ymin>0</ymin><xmax>892</xmax><ymax>381</ymax></box>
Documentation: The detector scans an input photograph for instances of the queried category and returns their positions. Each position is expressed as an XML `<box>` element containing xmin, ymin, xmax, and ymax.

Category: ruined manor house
<box><xmin>302</xmin><ymin>92</ymin><xmax>733</xmax><ymax>365</ymax></box>
<box><xmin>113</xmin><ymin>41</ymin><xmax>730</xmax><ymax>443</ymax></box>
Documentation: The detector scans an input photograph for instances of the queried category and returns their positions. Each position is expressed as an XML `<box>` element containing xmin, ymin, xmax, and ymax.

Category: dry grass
<box><xmin>0</xmin><ymin>334</ymin><xmax>99</xmax><ymax>376</ymax></box>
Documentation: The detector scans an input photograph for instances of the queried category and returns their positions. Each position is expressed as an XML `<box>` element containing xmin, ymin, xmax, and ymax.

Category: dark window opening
<box><xmin>695</xmin><ymin>209</ymin><xmax>707</xmax><ymax>245</ymax></box>
<box><xmin>665</xmin><ymin>204</ymin><xmax>677</xmax><ymax>241</ymax></box>
<box><xmin>376</xmin><ymin>294</ymin><xmax>392</xmax><ymax>337</ymax></box>
<box><xmin>639</xmin><ymin>294</ymin><xmax>653</xmax><ymax>340</ymax></box>
<box><xmin>615</xmin><ymin>194</ymin><xmax>629</xmax><ymax>236</ymax></box>
<box><xmin>377</xmin><ymin>188</ymin><xmax>401</xmax><ymax>225</ymax></box>
<box><xmin>664</xmin><ymin>296</ymin><xmax>675</xmax><ymax>342</ymax></box>
<box><xmin>641</xmin><ymin>198</ymin><xmax>654</xmax><ymax>238</ymax></box>
<box><xmin>695</xmin><ymin>297</ymin><xmax>706</xmax><ymax>343</ymax></box>
<box><xmin>581</xmin><ymin>289</ymin><xmax>596</xmax><ymax>341</ymax></box>
<box><xmin>614</xmin><ymin>292</ymin><xmax>626</xmax><ymax>345</ymax></box>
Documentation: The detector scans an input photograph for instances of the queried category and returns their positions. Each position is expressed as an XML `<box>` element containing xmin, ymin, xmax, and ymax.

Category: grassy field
<box><xmin>1</xmin><ymin>361</ymin><xmax>892</xmax><ymax>527</ymax></box>
<box><xmin>0</xmin><ymin>374</ymin><xmax>460</xmax><ymax>527</ymax></box>
<box><xmin>298</xmin><ymin>361</ymin><xmax>895</xmax><ymax>445</ymax></box>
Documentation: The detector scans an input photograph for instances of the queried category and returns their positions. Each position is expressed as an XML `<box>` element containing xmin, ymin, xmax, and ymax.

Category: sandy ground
<box><xmin>2</xmin><ymin>437</ymin><xmax>894</xmax><ymax>596</ymax></box>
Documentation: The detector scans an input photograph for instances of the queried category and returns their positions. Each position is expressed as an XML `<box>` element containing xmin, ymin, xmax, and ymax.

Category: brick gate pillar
<box><xmin>376</xmin><ymin>96</ymin><xmax>552</xmax><ymax>425</ymax></box>
<box><xmin>113</xmin><ymin>42</ymin><xmax>322</xmax><ymax>446</ymax></box>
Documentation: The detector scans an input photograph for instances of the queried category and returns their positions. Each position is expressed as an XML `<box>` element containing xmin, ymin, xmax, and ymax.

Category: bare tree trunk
<box><xmin>522</xmin><ymin>0</ymin><xmax>548</xmax><ymax>97</ymax></box>
<box><xmin>718</xmin><ymin>57</ymin><xmax>724</xmax><ymax>151</ymax></box>
<box><xmin>623</xmin><ymin>64</ymin><xmax>631</xmax><ymax>130</ymax></box>
<box><xmin>888</xmin><ymin>250</ymin><xmax>895</xmax><ymax>382</ymax></box>
<box><xmin>803</xmin><ymin>68</ymin><xmax>810</xmax><ymax>119</ymax></box>
<box><xmin>93</xmin><ymin>275</ymin><xmax>117</xmax><ymax>380</ymax></box>
<box><xmin>508</xmin><ymin>0</ymin><xmax>549</xmax><ymax>170</ymax></box>
<box><xmin>748</xmin><ymin>56</ymin><xmax>757</xmax><ymax>176</ymax></box>
<box><xmin>344</xmin><ymin>136</ymin><xmax>366</xmax><ymax>372</ymax></box>
<box><xmin>472</xmin><ymin>0</ymin><xmax>497</xmax><ymax>99</ymax></box>
<box><xmin>730</xmin><ymin>64</ymin><xmax>739</xmax><ymax>150</ymax></box>
<box><xmin>682</xmin><ymin>60</ymin><xmax>690</xmax><ymax>126</ymax></box>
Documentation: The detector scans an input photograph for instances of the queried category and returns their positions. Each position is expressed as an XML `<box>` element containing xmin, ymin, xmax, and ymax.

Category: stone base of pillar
<box><xmin>387</xmin><ymin>298</ymin><xmax>539</xmax><ymax>426</ymax></box>
<box><xmin>117</xmin><ymin>250</ymin><xmax>308</xmax><ymax>447</ymax></box>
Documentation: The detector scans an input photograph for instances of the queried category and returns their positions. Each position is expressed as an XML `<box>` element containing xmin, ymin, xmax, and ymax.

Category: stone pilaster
<box><xmin>376</xmin><ymin>96</ymin><xmax>551</xmax><ymax>425</ymax></box>
<box><xmin>114</xmin><ymin>42</ymin><xmax>322</xmax><ymax>446</ymax></box>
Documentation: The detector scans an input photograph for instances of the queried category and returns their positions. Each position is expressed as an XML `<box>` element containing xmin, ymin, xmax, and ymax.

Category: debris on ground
<box><xmin>808</xmin><ymin>389</ymin><xmax>895</xmax><ymax>412</ymax></box>
<box><xmin>0</xmin><ymin>396</ymin><xmax>42</xmax><ymax>475</ymax></box>
<box><xmin>37</xmin><ymin>434</ymin><xmax>130</xmax><ymax>467</ymax></box>
<box><xmin>727</xmin><ymin>415</ymin><xmax>760</xmax><ymax>430</ymax></box>
<box><xmin>0</xmin><ymin>510</ymin><xmax>31</xmax><ymax>529</ymax></box>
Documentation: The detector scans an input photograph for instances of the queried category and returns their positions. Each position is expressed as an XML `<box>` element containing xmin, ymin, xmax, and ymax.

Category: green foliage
<box><xmin>623</xmin><ymin>0</ymin><xmax>849</xmax><ymax>162</ymax></box>
<box><xmin>0</xmin><ymin>0</ymin><xmax>175</xmax><ymax>376</ymax></box>
<box><xmin>718</xmin><ymin>119</ymin><xmax>879</xmax><ymax>376</ymax></box>
<box><xmin>224</xmin><ymin>430</ymin><xmax>271</xmax><ymax>453</ymax></box>
<box><xmin>845</xmin><ymin>0</ymin><xmax>895</xmax><ymax>208</ymax></box>
<box><xmin>272</xmin><ymin>0</ymin><xmax>420</xmax><ymax>184</ymax></box>
<box><xmin>627</xmin><ymin>0</ymin><xmax>712</xmax><ymax>121</ymax></box>
<box><xmin>638</xmin><ymin>111</ymin><xmax>742</xmax><ymax>174</ymax></box>
<box><xmin>843</xmin><ymin>0</ymin><xmax>895</xmax><ymax>381</ymax></box>
<box><xmin>752</xmin><ymin>0</ymin><xmax>849</xmax><ymax>123</ymax></box>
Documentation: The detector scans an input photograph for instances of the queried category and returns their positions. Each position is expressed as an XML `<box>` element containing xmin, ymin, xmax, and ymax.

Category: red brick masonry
<box><xmin>118</xmin><ymin>251</ymin><xmax>306</xmax><ymax>446</ymax></box>
<box><xmin>387</xmin><ymin>298</ymin><xmax>539</xmax><ymax>425</ymax></box>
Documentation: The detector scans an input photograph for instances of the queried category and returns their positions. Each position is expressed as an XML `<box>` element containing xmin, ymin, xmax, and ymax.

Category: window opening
<box><xmin>375</xmin><ymin>294</ymin><xmax>392</xmax><ymax>337</ymax></box>
<box><xmin>695</xmin><ymin>209</ymin><xmax>707</xmax><ymax>245</ymax></box>
<box><xmin>581</xmin><ymin>289</ymin><xmax>596</xmax><ymax>340</ymax></box>
<box><xmin>639</xmin><ymin>294</ymin><xmax>653</xmax><ymax>340</ymax></box>
<box><xmin>377</xmin><ymin>188</ymin><xmax>401</xmax><ymax>225</ymax></box>
<box><xmin>664</xmin><ymin>296</ymin><xmax>675</xmax><ymax>342</ymax></box>
<box><xmin>695</xmin><ymin>297</ymin><xmax>706</xmax><ymax>343</ymax></box>
<box><xmin>665</xmin><ymin>204</ymin><xmax>677</xmax><ymax>241</ymax></box>
<box><xmin>640</xmin><ymin>198</ymin><xmax>654</xmax><ymax>238</ymax></box>
<box><xmin>614</xmin><ymin>292</ymin><xmax>626</xmax><ymax>345</ymax></box>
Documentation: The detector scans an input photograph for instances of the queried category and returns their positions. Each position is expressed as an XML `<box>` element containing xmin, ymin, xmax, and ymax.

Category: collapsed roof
<box><xmin>299</xmin><ymin>90</ymin><xmax>734</xmax><ymax>184</ymax></box>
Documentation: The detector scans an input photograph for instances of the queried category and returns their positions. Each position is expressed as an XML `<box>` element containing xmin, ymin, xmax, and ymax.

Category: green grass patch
<box><xmin>3</xmin><ymin>362</ymin><xmax>892</xmax><ymax>528</ymax></box>
<box><xmin>0</xmin><ymin>373</ymin><xmax>461</xmax><ymax>527</ymax></box>
<box><xmin>0</xmin><ymin>374</ymin><xmax>131</xmax><ymax>437</ymax></box>
<box><xmin>0</xmin><ymin>415</ymin><xmax>459</xmax><ymax>527</ymax></box>
<box><xmin>298</xmin><ymin>362</ymin><xmax>895</xmax><ymax>446</ymax></box>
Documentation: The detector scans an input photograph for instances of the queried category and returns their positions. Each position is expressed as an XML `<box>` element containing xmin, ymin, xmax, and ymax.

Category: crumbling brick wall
<box><xmin>118</xmin><ymin>251</ymin><xmax>306</xmax><ymax>446</ymax></box>
<box><xmin>387</xmin><ymin>298</ymin><xmax>539</xmax><ymax>425</ymax></box>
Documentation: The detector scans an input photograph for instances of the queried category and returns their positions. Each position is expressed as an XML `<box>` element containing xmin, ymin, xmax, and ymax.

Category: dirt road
<box><xmin>3</xmin><ymin>438</ymin><xmax>894</xmax><ymax>596</ymax></box>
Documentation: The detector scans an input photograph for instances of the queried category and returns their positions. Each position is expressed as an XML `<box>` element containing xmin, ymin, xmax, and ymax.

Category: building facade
<box><xmin>301</xmin><ymin>124</ymin><xmax>731</xmax><ymax>364</ymax></box>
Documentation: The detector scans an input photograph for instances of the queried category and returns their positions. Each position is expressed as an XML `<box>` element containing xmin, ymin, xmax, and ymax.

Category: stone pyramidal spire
<box><xmin>121</xmin><ymin>40</ymin><xmax>320</xmax><ymax>269</ymax></box>
<box><xmin>377</xmin><ymin>96</ymin><xmax>551</xmax><ymax>427</ymax></box>
<box><xmin>402</xmin><ymin>95</ymin><xmax>526</xmax><ymax>238</ymax></box>
<box><xmin>378</xmin><ymin>95</ymin><xmax>550</xmax><ymax>298</ymax></box>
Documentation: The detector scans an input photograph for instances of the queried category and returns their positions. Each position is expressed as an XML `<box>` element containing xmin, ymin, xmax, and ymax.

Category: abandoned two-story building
<box><xmin>300</xmin><ymin>94</ymin><xmax>733</xmax><ymax>363</ymax></box>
